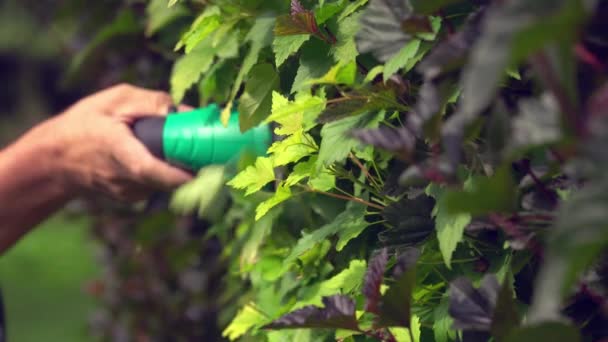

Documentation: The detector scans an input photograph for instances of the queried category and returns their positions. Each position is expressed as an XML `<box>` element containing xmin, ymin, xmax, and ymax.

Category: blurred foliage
<box><xmin>5</xmin><ymin>0</ymin><xmax>608</xmax><ymax>341</ymax></box>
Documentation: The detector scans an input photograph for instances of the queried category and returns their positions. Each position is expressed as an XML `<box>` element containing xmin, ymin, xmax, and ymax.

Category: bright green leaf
<box><xmin>308</xmin><ymin>60</ymin><xmax>357</xmax><ymax>86</ymax></box>
<box><xmin>266</xmin><ymin>91</ymin><xmax>326</xmax><ymax>128</ymax></box>
<box><xmin>255</xmin><ymin>183</ymin><xmax>292</xmax><ymax>220</ymax></box>
<box><xmin>222</xmin><ymin>303</ymin><xmax>269</xmax><ymax>341</ymax></box>
<box><xmin>227</xmin><ymin>157</ymin><xmax>275</xmax><ymax>195</ymax></box>
<box><xmin>383</xmin><ymin>39</ymin><xmax>421</xmax><ymax>81</ymax></box>
<box><xmin>338</xmin><ymin>0</ymin><xmax>369</xmax><ymax>21</ymax></box>
<box><xmin>170</xmin><ymin>165</ymin><xmax>226</xmax><ymax>219</ymax></box>
<box><xmin>427</xmin><ymin>183</ymin><xmax>472</xmax><ymax>269</ymax></box>
<box><xmin>389</xmin><ymin>315</ymin><xmax>420</xmax><ymax>342</ymax></box>
<box><xmin>295</xmin><ymin>259</ymin><xmax>367</xmax><ymax>308</ymax></box>
<box><xmin>268</xmin><ymin>130</ymin><xmax>318</xmax><ymax>166</ymax></box>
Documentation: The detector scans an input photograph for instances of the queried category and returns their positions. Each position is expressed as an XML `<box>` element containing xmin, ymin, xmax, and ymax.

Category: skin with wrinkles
<box><xmin>0</xmin><ymin>83</ymin><xmax>193</xmax><ymax>253</ymax></box>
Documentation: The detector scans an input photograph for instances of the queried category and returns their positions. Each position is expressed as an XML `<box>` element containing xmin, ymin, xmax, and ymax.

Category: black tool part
<box><xmin>132</xmin><ymin>117</ymin><xmax>166</xmax><ymax>160</ymax></box>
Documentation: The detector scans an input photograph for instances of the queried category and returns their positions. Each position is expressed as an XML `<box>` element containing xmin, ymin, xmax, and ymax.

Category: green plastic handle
<box><xmin>133</xmin><ymin>104</ymin><xmax>272</xmax><ymax>171</ymax></box>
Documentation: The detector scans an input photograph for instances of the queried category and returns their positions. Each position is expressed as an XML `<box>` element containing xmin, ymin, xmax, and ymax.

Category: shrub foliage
<box><xmin>85</xmin><ymin>0</ymin><xmax>608</xmax><ymax>340</ymax></box>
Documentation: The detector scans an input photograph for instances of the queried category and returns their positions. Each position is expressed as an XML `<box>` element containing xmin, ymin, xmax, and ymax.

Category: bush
<box><xmin>87</xmin><ymin>0</ymin><xmax>608</xmax><ymax>341</ymax></box>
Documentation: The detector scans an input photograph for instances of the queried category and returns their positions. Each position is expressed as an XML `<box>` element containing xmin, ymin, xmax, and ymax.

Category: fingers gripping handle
<box><xmin>130</xmin><ymin>104</ymin><xmax>273</xmax><ymax>172</ymax></box>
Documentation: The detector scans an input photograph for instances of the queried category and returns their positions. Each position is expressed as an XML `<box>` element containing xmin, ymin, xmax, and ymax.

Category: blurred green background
<box><xmin>0</xmin><ymin>213</ymin><xmax>99</xmax><ymax>342</ymax></box>
<box><xmin>0</xmin><ymin>0</ymin><xmax>172</xmax><ymax>340</ymax></box>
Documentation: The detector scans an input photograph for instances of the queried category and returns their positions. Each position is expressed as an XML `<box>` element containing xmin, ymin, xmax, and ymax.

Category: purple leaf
<box><xmin>448</xmin><ymin>274</ymin><xmax>500</xmax><ymax>331</ymax></box>
<box><xmin>264</xmin><ymin>295</ymin><xmax>359</xmax><ymax>331</ymax></box>
<box><xmin>376</xmin><ymin>248</ymin><xmax>420</xmax><ymax>328</ymax></box>
<box><xmin>275</xmin><ymin>0</ymin><xmax>320</xmax><ymax>37</ymax></box>
<box><xmin>352</xmin><ymin>125</ymin><xmax>416</xmax><ymax>155</ymax></box>
<box><xmin>291</xmin><ymin>0</ymin><xmax>306</xmax><ymax>15</ymax></box>
<box><xmin>363</xmin><ymin>248</ymin><xmax>389</xmax><ymax>313</ymax></box>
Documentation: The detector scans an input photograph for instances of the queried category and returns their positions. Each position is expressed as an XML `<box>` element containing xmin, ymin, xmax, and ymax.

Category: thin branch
<box><xmin>349</xmin><ymin>152</ymin><xmax>382</xmax><ymax>190</ymax></box>
<box><xmin>297</xmin><ymin>185</ymin><xmax>385</xmax><ymax>210</ymax></box>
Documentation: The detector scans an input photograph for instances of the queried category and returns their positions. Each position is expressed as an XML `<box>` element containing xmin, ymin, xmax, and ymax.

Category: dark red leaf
<box><xmin>264</xmin><ymin>295</ymin><xmax>359</xmax><ymax>331</ymax></box>
<box><xmin>352</xmin><ymin>125</ymin><xmax>416</xmax><ymax>155</ymax></box>
<box><xmin>376</xmin><ymin>248</ymin><xmax>420</xmax><ymax>327</ymax></box>
<box><xmin>291</xmin><ymin>0</ymin><xmax>306</xmax><ymax>15</ymax></box>
<box><xmin>274</xmin><ymin>1</ymin><xmax>320</xmax><ymax>36</ymax></box>
<box><xmin>448</xmin><ymin>274</ymin><xmax>500</xmax><ymax>331</ymax></box>
<box><xmin>363</xmin><ymin>248</ymin><xmax>389</xmax><ymax>314</ymax></box>
<box><xmin>401</xmin><ymin>15</ymin><xmax>434</xmax><ymax>34</ymax></box>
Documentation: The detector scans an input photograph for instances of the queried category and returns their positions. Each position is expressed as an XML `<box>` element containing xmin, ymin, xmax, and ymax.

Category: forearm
<box><xmin>0</xmin><ymin>120</ymin><xmax>73</xmax><ymax>253</ymax></box>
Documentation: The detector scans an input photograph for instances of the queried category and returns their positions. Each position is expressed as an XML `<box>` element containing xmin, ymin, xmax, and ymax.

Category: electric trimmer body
<box><xmin>131</xmin><ymin>103</ymin><xmax>271</xmax><ymax>172</ymax></box>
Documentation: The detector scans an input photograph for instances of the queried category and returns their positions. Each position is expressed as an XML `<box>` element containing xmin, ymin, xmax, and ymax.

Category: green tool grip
<box><xmin>132</xmin><ymin>104</ymin><xmax>272</xmax><ymax>171</ymax></box>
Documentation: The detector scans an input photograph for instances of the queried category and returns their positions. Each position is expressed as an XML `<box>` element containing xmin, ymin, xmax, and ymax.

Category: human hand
<box><xmin>36</xmin><ymin>83</ymin><xmax>194</xmax><ymax>202</ymax></box>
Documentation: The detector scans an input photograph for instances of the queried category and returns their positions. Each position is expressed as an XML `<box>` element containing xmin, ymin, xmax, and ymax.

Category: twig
<box><xmin>349</xmin><ymin>153</ymin><xmax>382</xmax><ymax>190</ymax></box>
<box><xmin>297</xmin><ymin>185</ymin><xmax>385</xmax><ymax>210</ymax></box>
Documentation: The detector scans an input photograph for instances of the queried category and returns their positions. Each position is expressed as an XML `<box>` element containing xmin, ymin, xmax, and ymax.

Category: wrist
<box><xmin>11</xmin><ymin>117</ymin><xmax>79</xmax><ymax>202</ymax></box>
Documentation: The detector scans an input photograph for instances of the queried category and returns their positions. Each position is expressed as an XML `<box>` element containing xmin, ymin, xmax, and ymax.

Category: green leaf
<box><xmin>427</xmin><ymin>183</ymin><xmax>472</xmax><ymax>269</ymax></box>
<box><xmin>256</xmin><ymin>183</ymin><xmax>292</xmax><ymax>220</ymax></box>
<box><xmin>505</xmin><ymin>322</ymin><xmax>581</xmax><ymax>342</ymax></box>
<box><xmin>146</xmin><ymin>0</ymin><xmax>189</xmax><ymax>36</ymax></box>
<box><xmin>317</xmin><ymin>111</ymin><xmax>384</xmax><ymax>170</ymax></box>
<box><xmin>491</xmin><ymin>277</ymin><xmax>520</xmax><ymax>341</ymax></box>
<box><xmin>308</xmin><ymin>169</ymin><xmax>336</xmax><ymax>192</ymax></box>
<box><xmin>168</xmin><ymin>0</ymin><xmax>179</xmax><ymax>7</ymax></box>
<box><xmin>238</xmin><ymin>63</ymin><xmax>280</xmax><ymax>131</ymax></box>
<box><xmin>268</xmin><ymin>130</ymin><xmax>318</xmax><ymax>166</ymax></box>
<box><xmin>273</xmin><ymin>34</ymin><xmax>311</xmax><ymax>67</ymax></box>
<box><xmin>331</xmin><ymin>11</ymin><xmax>361</xmax><ymax>62</ymax></box>
<box><xmin>170</xmin><ymin>165</ymin><xmax>226</xmax><ymax>219</ymax></box>
<box><xmin>338</xmin><ymin>0</ymin><xmax>369</xmax><ymax>21</ymax></box>
<box><xmin>292</xmin><ymin>39</ymin><xmax>334</xmax><ymax>93</ymax></box>
<box><xmin>389</xmin><ymin>315</ymin><xmax>420</xmax><ymax>342</ymax></box>
<box><xmin>335</xmin><ymin>200</ymin><xmax>369</xmax><ymax>251</ymax></box>
<box><xmin>296</xmin><ymin>259</ymin><xmax>367</xmax><ymax>308</ymax></box>
<box><xmin>241</xmin><ymin>209</ymin><xmax>281</xmax><ymax>268</ymax></box>
<box><xmin>176</xmin><ymin>6</ymin><xmax>221</xmax><ymax>53</ymax></box>
<box><xmin>227</xmin><ymin>157</ymin><xmax>275</xmax><ymax>195</ymax></box>
<box><xmin>283</xmin><ymin>202</ymin><xmax>368</xmax><ymax>269</ymax></box>
<box><xmin>315</xmin><ymin>0</ymin><xmax>346</xmax><ymax>24</ymax></box>
<box><xmin>433</xmin><ymin>296</ymin><xmax>456</xmax><ymax>342</ymax></box>
<box><xmin>383</xmin><ymin>39</ymin><xmax>421</xmax><ymax>81</ymax></box>
<box><xmin>308</xmin><ymin>60</ymin><xmax>357</xmax><ymax>86</ymax></box>
<box><xmin>266</xmin><ymin>91</ymin><xmax>326</xmax><ymax>128</ymax></box>
<box><xmin>443</xmin><ymin>166</ymin><xmax>518</xmax><ymax>217</ymax></box>
<box><xmin>222</xmin><ymin>303</ymin><xmax>269</xmax><ymax>341</ymax></box>
<box><xmin>224</xmin><ymin>16</ymin><xmax>275</xmax><ymax>123</ymax></box>
<box><xmin>286</xmin><ymin>158</ymin><xmax>318</xmax><ymax>186</ymax></box>
<box><xmin>171</xmin><ymin>38</ymin><xmax>218</xmax><ymax>103</ymax></box>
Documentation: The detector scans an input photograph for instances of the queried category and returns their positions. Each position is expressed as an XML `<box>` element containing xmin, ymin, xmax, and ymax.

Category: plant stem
<box><xmin>350</xmin><ymin>152</ymin><xmax>382</xmax><ymax>190</ymax></box>
<box><xmin>297</xmin><ymin>185</ymin><xmax>385</xmax><ymax>210</ymax></box>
